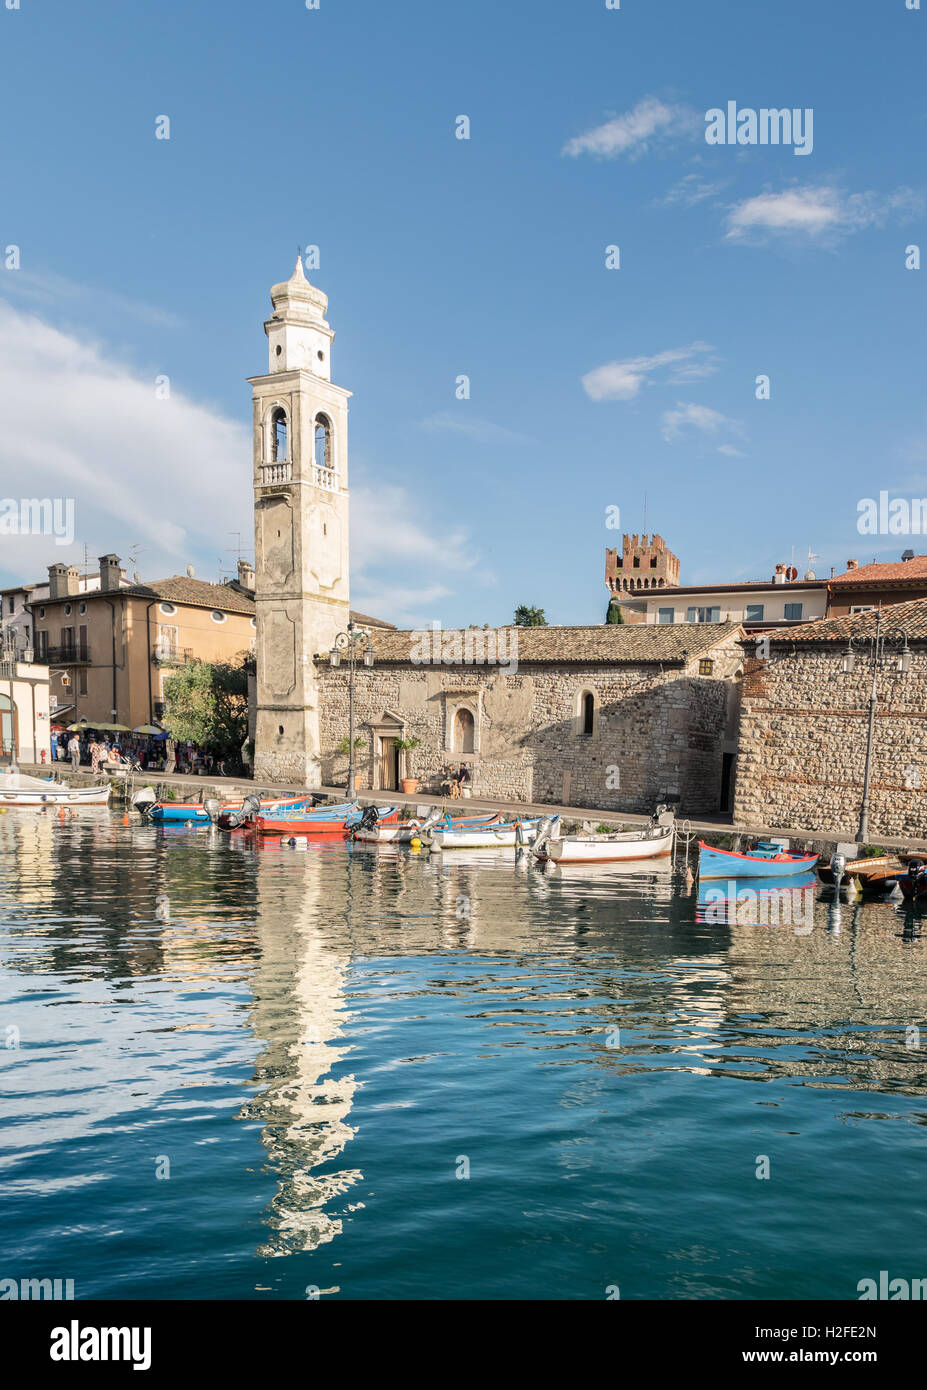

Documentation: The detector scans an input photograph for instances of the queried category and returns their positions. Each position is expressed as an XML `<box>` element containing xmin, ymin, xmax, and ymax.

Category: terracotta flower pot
<box><xmin>401</xmin><ymin>778</ymin><xmax>419</xmax><ymax>794</ymax></box>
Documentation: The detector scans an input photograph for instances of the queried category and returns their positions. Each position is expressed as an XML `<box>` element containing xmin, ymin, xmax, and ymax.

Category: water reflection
<box><xmin>2</xmin><ymin>811</ymin><xmax>927</xmax><ymax>1298</ymax></box>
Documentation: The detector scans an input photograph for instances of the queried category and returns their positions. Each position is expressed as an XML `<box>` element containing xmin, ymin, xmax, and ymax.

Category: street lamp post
<box><xmin>329</xmin><ymin>621</ymin><xmax>375</xmax><ymax>792</ymax></box>
<box><xmin>841</xmin><ymin>606</ymin><xmax>911</xmax><ymax>844</ymax></box>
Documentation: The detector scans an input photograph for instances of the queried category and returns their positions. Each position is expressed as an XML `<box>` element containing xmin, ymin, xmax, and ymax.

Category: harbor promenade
<box><xmin>19</xmin><ymin>764</ymin><xmax>927</xmax><ymax>853</ymax></box>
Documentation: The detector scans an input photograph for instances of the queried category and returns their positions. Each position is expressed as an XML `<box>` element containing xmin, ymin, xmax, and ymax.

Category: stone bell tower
<box><xmin>250</xmin><ymin>255</ymin><xmax>351</xmax><ymax>784</ymax></box>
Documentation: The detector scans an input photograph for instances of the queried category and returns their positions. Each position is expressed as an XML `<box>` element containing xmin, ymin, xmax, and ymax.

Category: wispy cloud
<box><xmin>563</xmin><ymin>97</ymin><xmax>696</xmax><ymax>161</ymax></box>
<box><xmin>1</xmin><ymin>267</ymin><xmax>181</xmax><ymax>329</ymax></box>
<box><xmin>351</xmin><ymin>483</ymin><xmax>483</xmax><ymax>627</ymax></box>
<box><xmin>725</xmin><ymin>184</ymin><xmax>924</xmax><ymax>242</ymax></box>
<box><xmin>717</xmin><ymin>443</ymin><xmax>746</xmax><ymax>457</ymax></box>
<box><xmin>661</xmin><ymin>402</ymin><xmax>744</xmax><ymax>444</ymax></box>
<box><xmin>418</xmin><ymin>412</ymin><xmax>532</xmax><ymax>446</ymax></box>
<box><xmin>582</xmin><ymin>342</ymin><xmax>717</xmax><ymax>402</ymax></box>
<box><xmin>660</xmin><ymin>173</ymin><xmax>729</xmax><ymax>208</ymax></box>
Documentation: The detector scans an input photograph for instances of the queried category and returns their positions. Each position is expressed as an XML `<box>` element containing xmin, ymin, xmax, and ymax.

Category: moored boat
<box><xmin>425</xmin><ymin>817</ymin><xmax>540</xmax><ymax>850</ymax></box>
<box><xmin>0</xmin><ymin>769</ymin><xmax>111</xmax><ymax>807</ymax></box>
<box><xmin>698</xmin><ymin>840</ymin><xmax>819</xmax><ymax>880</ymax></box>
<box><xmin>817</xmin><ymin>852</ymin><xmax>904</xmax><ymax>896</ymax></box>
<box><xmin>352</xmin><ymin>808</ymin><xmax>502</xmax><ymax>844</ymax></box>
<box><xmin>254</xmin><ymin>803</ymin><xmax>399</xmax><ymax>837</ymax></box>
<box><xmin>539</xmin><ymin>822</ymin><xmax>673</xmax><ymax>865</ymax></box>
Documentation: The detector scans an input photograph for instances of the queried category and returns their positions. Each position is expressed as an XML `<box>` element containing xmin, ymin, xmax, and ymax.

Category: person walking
<box><xmin>67</xmin><ymin>733</ymin><xmax>81</xmax><ymax>772</ymax></box>
<box><xmin>56</xmin><ymin>733</ymin><xmax>67</xmax><ymax>761</ymax></box>
<box><xmin>90</xmin><ymin>739</ymin><xmax>104</xmax><ymax>774</ymax></box>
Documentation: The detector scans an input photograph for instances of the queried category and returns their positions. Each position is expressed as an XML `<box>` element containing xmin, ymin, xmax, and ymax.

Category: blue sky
<box><xmin>0</xmin><ymin>0</ymin><xmax>924</xmax><ymax>627</ymax></box>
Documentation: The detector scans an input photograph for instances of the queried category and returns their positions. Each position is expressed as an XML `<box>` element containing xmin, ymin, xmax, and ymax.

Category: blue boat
<box><xmin>698</xmin><ymin>840</ymin><xmax>820</xmax><ymax>880</ymax></box>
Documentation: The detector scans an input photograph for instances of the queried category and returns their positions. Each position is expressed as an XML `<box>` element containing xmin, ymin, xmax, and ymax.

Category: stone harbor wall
<box><xmin>317</xmin><ymin>642</ymin><xmax>741</xmax><ymax>814</ymax></box>
<box><xmin>734</xmin><ymin>646</ymin><xmax>927</xmax><ymax>839</ymax></box>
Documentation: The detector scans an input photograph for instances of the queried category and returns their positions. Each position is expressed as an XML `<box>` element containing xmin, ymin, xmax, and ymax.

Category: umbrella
<box><xmin>132</xmin><ymin>725</ymin><xmax>164</xmax><ymax>735</ymax></box>
<box><xmin>68</xmin><ymin>721</ymin><xmax>131</xmax><ymax>733</ymax></box>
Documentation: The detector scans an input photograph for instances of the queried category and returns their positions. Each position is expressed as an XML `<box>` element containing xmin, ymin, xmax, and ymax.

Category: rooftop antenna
<box><xmin>128</xmin><ymin>543</ymin><xmax>146</xmax><ymax>586</ymax></box>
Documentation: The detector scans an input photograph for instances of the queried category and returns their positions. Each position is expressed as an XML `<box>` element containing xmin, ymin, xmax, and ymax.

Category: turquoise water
<box><xmin>2</xmin><ymin>811</ymin><xmax>927</xmax><ymax>1301</ymax></box>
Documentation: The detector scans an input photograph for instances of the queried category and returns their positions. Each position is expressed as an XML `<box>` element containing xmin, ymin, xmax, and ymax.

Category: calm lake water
<box><xmin>2</xmin><ymin>809</ymin><xmax>927</xmax><ymax>1301</ymax></box>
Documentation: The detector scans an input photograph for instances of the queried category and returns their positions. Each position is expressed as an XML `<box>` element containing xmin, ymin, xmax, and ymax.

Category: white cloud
<box><xmin>725</xmin><ymin>185</ymin><xmax>924</xmax><ymax>241</ymax></box>
<box><xmin>660</xmin><ymin>174</ymin><xmax>728</xmax><ymax>207</ymax></box>
<box><xmin>0</xmin><ymin>300</ymin><xmax>484</xmax><ymax>632</ymax></box>
<box><xmin>350</xmin><ymin>483</ymin><xmax>481</xmax><ymax>627</ymax></box>
<box><xmin>419</xmin><ymin>412</ymin><xmax>532</xmax><ymax>446</ymax></box>
<box><xmin>563</xmin><ymin>97</ymin><xmax>696</xmax><ymax>161</ymax></box>
<box><xmin>582</xmin><ymin>342</ymin><xmax>717</xmax><ymax>402</ymax></box>
<box><xmin>661</xmin><ymin>402</ymin><xmax>743</xmax><ymax>443</ymax></box>
<box><xmin>717</xmin><ymin>443</ymin><xmax>746</xmax><ymax>457</ymax></box>
<box><xmin>0</xmin><ymin>299</ymin><xmax>251</xmax><ymax>585</ymax></box>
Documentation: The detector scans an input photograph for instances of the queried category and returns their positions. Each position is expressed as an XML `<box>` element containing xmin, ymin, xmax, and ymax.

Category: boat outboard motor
<box><xmin>531</xmin><ymin>815</ymin><xmax>560</xmax><ymax>859</ymax></box>
<box><xmin>829</xmin><ymin>852</ymin><xmax>847</xmax><ymax>894</ymax></box>
<box><xmin>354</xmin><ymin>804</ymin><xmax>381</xmax><ymax>837</ymax></box>
<box><xmin>418</xmin><ymin>806</ymin><xmax>444</xmax><ymax>834</ymax></box>
<box><xmin>226</xmin><ymin>793</ymin><xmax>261</xmax><ymax>829</ymax></box>
<box><xmin>131</xmin><ymin>786</ymin><xmax>157</xmax><ymax>817</ymax></box>
<box><xmin>203</xmin><ymin>797</ymin><xmax>221</xmax><ymax>824</ymax></box>
<box><xmin>906</xmin><ymin>858</ymin><xmax>926</xmax><ymax>899</ymax></box>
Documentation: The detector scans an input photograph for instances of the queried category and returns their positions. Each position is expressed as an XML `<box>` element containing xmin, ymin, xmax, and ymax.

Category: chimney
<box><xmin>902</xmin><ymin>549</ymin><xmax>915</xmax><ymax>562</ymax></box>
<box><xmin>237</xmin><ymin>559</ymin><xmax>255</xmax><ymax>591</ymax></box>
<box><xmin>846</xmin><ymin>559</ymin><xmax>858</xmax><ymax>571</ymax></box>
<box><xmin>98</xmin><ymin>554</ymin><xmax>122</xmax><ymax>592</ymax></box>
<box><xmin>773</xmin><ymin>564</ymin><xmax>786</xmax><ymax>585</ymax></box>
<box><xmin>48</xmin><ymin>563</ymin><xmax>79</xmax><ymax>600</ymax></box>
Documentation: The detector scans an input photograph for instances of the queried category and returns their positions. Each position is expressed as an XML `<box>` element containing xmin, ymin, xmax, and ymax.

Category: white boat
<box><xmin>353</xmin><ymin>808</ymin><xmax>502</xmax><ymax>845</ymax></box>
<box><xmin>427</xmin><ymin>817</ymin><xmax>541</xmax><ymax>851</ymax></box>
<box><xmin>539</xmin><ymin>822</ymin><xmax>674</xmax><ymax>864</ymax></box>
<box><xmin>0</xmin><ymin>769</ymin><xmax>112</xmax><ymax>807</ymax></box>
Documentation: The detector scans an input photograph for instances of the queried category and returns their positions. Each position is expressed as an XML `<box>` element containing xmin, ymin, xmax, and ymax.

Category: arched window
<box><xmin>581</xmin><ymin>691</ymin><xmax>594</xmax><ymax>736</ymax></box>
<box><xmin>315</xmin><ymin>415</ymin><xmax>332</xmax><ymax>472</ymax></box>
<box><xmin>453</xmin><ymin>707</ymin><xmax>475</xmax><ymax>753</ymax></box>
<box><xmin>270</xmin><ymin>408</ymin><xmax>288</xmax><ymax>462</ymax></box>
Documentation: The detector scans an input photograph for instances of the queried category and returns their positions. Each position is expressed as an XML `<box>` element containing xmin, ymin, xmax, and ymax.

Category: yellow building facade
<box><xmin>29</xmin><ymin>556</ymin><xmax>256</xmax><ymax>730</ymax></box>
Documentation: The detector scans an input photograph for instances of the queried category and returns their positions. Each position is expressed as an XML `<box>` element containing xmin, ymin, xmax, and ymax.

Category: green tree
<box><xmin>605</xmin><ymin>598</ymin><xmax>625</xmax><ymax>625</ymax></box>
<box><xmin>513</xmin><ymin>605</ymin><xmax>548</xmax><ymax>627</ymax></box>
<box><xmin>161</xmin><ymin>657</ymin><xmax>250</xmax><ymax>753</ymax></box>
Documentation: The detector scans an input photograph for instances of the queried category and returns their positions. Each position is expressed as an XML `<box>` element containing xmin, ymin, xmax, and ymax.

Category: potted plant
<box><xmin>395</xmin><ymin>736</ymin><xmax>421</xmax><ymax>794</ymax></box>
<box><xmin>336</xmin><ymin>735</ymin><xmax>367</xmax><ymax>789</ymax></box>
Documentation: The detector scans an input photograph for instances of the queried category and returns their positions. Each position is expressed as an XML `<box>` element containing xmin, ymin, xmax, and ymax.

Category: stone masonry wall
<box><xmin>734</xmin><ymin>647</ymin><xmax>927</xmax><ymax>839</ymax></box>
<box><xmin>317</xmin><ymin>642</ymin><xmax>740</xmax><ymax>814</ymax></box>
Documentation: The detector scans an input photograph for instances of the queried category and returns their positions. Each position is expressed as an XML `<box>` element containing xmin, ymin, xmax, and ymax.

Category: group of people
<box><xmin>52</xmin><ymin>731</ymin><xmax>235</xmax><ymax>778</ymax></box>
<box><xmin>439</xmin><ymin>763</ymin><xmax>472</xmax><ymax>798</ymax></box>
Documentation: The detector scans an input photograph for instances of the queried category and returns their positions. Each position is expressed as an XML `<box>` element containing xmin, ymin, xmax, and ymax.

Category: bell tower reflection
<box><xmin>239</xmin><ymin>849</ymin><xmax>360</xmax><ymax>1257</ymax></box>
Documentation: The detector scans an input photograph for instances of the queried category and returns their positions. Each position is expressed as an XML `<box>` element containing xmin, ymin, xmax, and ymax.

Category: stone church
<box><xmin>250</xmin><ymin>261</ymin><xmax>746</xmax><ymax>813</ymax></box>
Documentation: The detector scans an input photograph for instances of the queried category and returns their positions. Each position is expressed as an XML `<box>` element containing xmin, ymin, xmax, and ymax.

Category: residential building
<box><xmin>827</xmin><ymin>552</ymin><xmax>927</xmax><ymax>616</ymax></box>
<box><xmin>27</xmin><ymin>555</ymin><xmax>258</xmax><ymax>729</ymax></box>
<box><xmin>0</xmin><ymin>651</ymin><xmax>51</xmax><ymax>764</ymax></box>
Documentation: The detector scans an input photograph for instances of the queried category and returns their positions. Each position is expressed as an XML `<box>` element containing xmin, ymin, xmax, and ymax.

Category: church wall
<box><xmin>317</xmin><ymin>649</ymin><xmax>738</xmax><ymax>813</ymax></box>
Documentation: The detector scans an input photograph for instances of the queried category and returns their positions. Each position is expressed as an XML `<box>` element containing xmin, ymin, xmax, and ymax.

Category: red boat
<box><xmin>253</xmin><ymin>806</ymin><xmax>401</xmax><ymax>837</ymax></box>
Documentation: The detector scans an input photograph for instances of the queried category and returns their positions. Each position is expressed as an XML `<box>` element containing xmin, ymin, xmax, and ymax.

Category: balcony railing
<box><xmin>45</xmin><ymin>645</ymin><xmax>90</xmax><ymax>664</ymax></box>
<box><xmin>260</xmin><ymin>463</ymin><xmax>292</xmax><ymax>485</ymax></box>
<box><xmin>312</xmin><ymin>465</ymin><xmax>337</xmax><ymax>491</ymax></box>
<box><xmin>153</xmin><ymin>645</ymin><xmax>192</xmax><ymax>665</ymax></box>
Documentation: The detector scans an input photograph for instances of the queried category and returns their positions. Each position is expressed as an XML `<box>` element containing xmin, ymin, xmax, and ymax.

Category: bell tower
<box><xmin>250</xmin><ymin>256</ymin><xmax>351</xmax><ymax>784</ymax></box>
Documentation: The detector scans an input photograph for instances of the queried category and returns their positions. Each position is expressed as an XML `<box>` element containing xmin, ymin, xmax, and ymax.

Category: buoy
<box><xmin>122</xmin><ymin>813</ymin><xmax>130</xmax><ymax>826</ymax></box>
<box><xmin>410</xmin><ymin>838</ymin><xmax>422</xmax><ymax>851</ymax></box>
